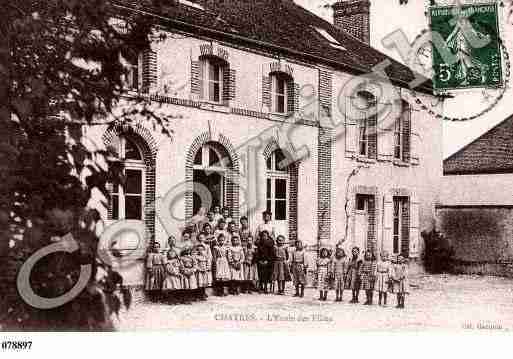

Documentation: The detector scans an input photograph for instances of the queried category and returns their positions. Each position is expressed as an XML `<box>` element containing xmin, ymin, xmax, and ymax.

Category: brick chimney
<box><xmin>333</xmin><ymin>0</ymin><xmax>371</xmax><ymax>44</ymax></box>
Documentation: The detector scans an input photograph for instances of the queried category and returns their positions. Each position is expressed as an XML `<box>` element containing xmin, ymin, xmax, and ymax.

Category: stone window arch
<box><xmin>185</xmin><ymin>132</ymin><xmax>240</xmax><ymax>223</ymax></box>
<box><xmin>102</xmin><ymin>123</ymin><xmax>158</xmax><ymax>243</ymax></box>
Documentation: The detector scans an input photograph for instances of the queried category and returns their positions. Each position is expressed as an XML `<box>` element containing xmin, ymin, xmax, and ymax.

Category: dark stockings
<box><xmin>335</xmin><ymin>289</ymin><xmax>343</xmax><ymax>301</ymax></box>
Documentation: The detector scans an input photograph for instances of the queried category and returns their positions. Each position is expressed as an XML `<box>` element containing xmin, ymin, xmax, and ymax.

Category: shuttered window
<box><xmin>192</xmin><ymin>56</ymin><xmax>235</xmax><ymax>105</ymax></box>
<box><xmin>356</xmin><ymin>91</ymin><xmax>377</xmax><ymax>159</ymax></box>
<box><xmin>394</xmin><ymin>100</ymin><xmax>411</xmax><ymax>161</ymax></box>
<box><xmin>272</xmin><ymin>74</ymin><xmax>288</xmax><ymax>114</ymax></box>
<box><xmin>206</xmin><ymin>59</ymin><xmax>223</xmax><ymax>103</ymax></box>
<box><xmin>264</xmin><ymin>71</ymin><xmax>297</xmax><ymax>115</ymax></box>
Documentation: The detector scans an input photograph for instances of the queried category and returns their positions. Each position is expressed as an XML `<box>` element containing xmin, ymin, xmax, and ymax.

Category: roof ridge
<box><xmin>444</xmin><ymin>113</ymin><xmax>513</xmax><ymax>164</ymax></box>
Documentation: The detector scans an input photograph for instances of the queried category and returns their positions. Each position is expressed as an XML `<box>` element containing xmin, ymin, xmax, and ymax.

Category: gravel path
<box><xmin>116</xmin><ymin>274</ymin><xmax>513</xmax><ymax>332</ymax></box>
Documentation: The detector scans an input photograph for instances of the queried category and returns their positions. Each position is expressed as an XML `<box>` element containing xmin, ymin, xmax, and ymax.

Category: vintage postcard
<box><xmin>2</xmin><ymin>0</ymin><xmax>513</xmax><ymax>347</ymax></box>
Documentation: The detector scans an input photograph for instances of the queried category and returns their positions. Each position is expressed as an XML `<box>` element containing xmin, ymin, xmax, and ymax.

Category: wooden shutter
<box><xmin>142</xmin><ymin>49</ymin><xmax>157</xmax><ymax>93</ymax></box>
<box><xmin>262</xmin><ymin>76</ymin><xmax>271</xmax><ymax>109</ymax></box>
<box><xmin>382</xmin><ymin>194</ymin><xmax>393</xmax><ymax>255</ymax></box>
<box><xmin>402</xmin><ymin>103</ymin><xmax>411</xmax><ymax>163</ymax></box>
<box><xmin>191</xmin><ymin>60</ymin><xmax>204</xmax><ymax>99</ymax></box>
<box><xmin>409</xmin><ymin>193</ymin><xmax>420</xmax><ymax>258</ymax></box>
<box><xmin>222</xmin><ymin>67</ymin><xmax>236</xmax><ymax>105</ymax></box>
<box><xmin>345</xmin><ymin>97</ymin><xmax>358</xmax><ymax>158</ymax></box>
<box><xmin>410</xmin><ymin>108</ymin><xmax>420</xmax><ymax>165</ymax></box>
<box><xmin>368</xmin><ymin>113</ymin><xmax>378</xmax><ymax>159</ymax></box>
<box><xmin>293</xmin><ymin>83</ymin><xmax>300</xmax><ymax>114</ymax></box>
<box><xmin>401</xmin><ymin>197</ymin><xmax>410</xmax><ymax>257</ymax></box>
<box><xmin>367</xmin><ymin>196</ymin><xmax>377</xmax><ymax>254</ymax></box>
<box><xmin>287</xmin><ymin>79</ymin><xmax>298</xmax><ymax>114</ymax></box>
<box><xmin>377</xmin><ymin>103</ymin><xmax>394</xmax><ymax>162</ymax></box>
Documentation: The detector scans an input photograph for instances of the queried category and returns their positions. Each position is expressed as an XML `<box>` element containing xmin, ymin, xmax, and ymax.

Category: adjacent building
<box><xmin>439</xmin><ymin>114</ymin><xmax>513</xmax><ymax>275</ymax></box>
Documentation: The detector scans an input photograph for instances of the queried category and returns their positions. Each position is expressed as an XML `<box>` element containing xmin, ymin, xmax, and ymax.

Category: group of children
<box><xmin>316</xmin><ymin>246</ymin><xmax>409</xmax><ymax>309</ymax></box>
<box><xmin>145</xmin><ymin>207</ymin><xmax>409</xmax><ymax>308</ymax></box>
<box><xmin>144</xmin><ymin>207</ymin><xmax>262</xmax><ymax>302</ymax></box>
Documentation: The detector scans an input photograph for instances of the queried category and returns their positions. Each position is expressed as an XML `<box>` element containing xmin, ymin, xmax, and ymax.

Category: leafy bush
<box><xmin>422</xmin><ymin>229</ymin><xmax>455</xmax><ymax>274</ymax></box>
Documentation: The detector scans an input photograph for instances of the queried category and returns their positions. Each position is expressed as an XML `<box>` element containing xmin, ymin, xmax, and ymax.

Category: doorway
<box><xmin>192</xmin><ymin>142</ymin><xmax>231</xmax><ymax>216</ymax></box>
<box><xmin>353</xmin><ymin>194</ymin><xmax>375</xmax><ymax>253</ymax></box>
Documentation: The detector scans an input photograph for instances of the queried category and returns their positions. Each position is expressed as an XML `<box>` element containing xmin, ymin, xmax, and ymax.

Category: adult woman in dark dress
<box><xmin>255</xmin><ymin>230</ymin><xmax>275</xmax><ymax>293</ymax></box>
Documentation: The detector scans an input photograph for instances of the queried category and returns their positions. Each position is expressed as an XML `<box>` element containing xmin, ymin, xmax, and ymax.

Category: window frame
<box><xmin>193</xmin><ymin>143</ymin><xmax>228</xmax><ymax>172</ymax></box>
<box><xmin>271</xmin><ymin>73</ymin><xmax>289</xmax><ymax>114</ymax></box>
<box><xmin>358</xmin><ymin>111</ymin><xmax>369</xmax><ymax>157</ymax></box>
<box><xmin>204</xmin><ymin>58</ymin><xmax>224</xmax><ymax>104</ymax></box>
<box><xmin>265</xmin><ymin>150</ymin><xmax>289</xmax><ymax>222</ymax></box>
<box><xmin>110</xmin><ymin>137</ymin><xmax>146</xmax><ymax>221</ymax></box>
<box><xmin>122</xmin><ymin>52</ymin><xmax>141</xmax><ymax>92</ymax></box>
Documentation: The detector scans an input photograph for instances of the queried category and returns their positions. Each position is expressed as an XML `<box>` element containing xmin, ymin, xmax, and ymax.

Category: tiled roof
<box><xmin>113</xmin><ymin>0</ymin><xmax>433</xmax><ymax>94</ymax></box>
<box><xmin>444</xmin><ymin>115</ymin><xmax>513</xmax><ymax>175</ymax></box>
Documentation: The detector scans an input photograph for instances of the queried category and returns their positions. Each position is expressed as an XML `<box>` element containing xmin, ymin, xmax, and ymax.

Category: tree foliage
<box><xmin>0</xmin><ymin>0</ymin><xmax>170</xmax><ymax>330</ymax></box>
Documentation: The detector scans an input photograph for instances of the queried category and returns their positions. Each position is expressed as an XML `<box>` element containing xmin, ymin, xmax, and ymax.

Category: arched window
<box><xmin>110</xmin><ymin>136</ymin><xmax>145</xmax><ymax>220</ymax></box>
<box><xmin>266</xmin><ymin>149</ymin><xmax>289</xmax><ymax>221</ymax></box>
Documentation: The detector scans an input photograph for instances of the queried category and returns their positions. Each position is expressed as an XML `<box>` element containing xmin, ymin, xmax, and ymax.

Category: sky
<box><xmin>294</xmin><ymin>0</ymin><xmax>513</xmax><ymax>159</ymax></box>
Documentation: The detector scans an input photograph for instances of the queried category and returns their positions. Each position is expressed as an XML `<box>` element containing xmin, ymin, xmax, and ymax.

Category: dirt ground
<box><xmin>116</xmin><ymin>274</ymin><xmax>513</xmax><ymax>332</ymax></box>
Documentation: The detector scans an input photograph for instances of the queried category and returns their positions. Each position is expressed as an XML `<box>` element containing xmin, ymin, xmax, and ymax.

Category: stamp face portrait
<box><xmin>429</xmin><ymin>3</ymin><xmax>503</xmax><ymax>91</ymax></box>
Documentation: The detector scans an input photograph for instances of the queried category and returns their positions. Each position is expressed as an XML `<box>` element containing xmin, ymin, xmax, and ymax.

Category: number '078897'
<box><xmin>1</xmin><ymin>341</ymin><xmax>32</xmax><ymax>350</ymax></box>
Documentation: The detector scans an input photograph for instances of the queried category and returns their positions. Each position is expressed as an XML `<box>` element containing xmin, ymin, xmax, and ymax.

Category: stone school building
<box><xmin>86</xmin><ymin>0</ymin><xmax>442</xmax><ymax>285</ymax></box>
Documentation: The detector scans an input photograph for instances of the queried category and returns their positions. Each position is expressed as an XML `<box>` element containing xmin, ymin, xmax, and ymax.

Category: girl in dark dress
<box><xmin>345</xmin><ymin>246</ymin><xmax>362</xmax><ymax>304</ymax></box>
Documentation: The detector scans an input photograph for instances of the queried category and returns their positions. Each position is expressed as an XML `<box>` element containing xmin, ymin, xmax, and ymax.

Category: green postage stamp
<box><xmin>429</xmin><ymin>2</ymin><xmax>503</xmax><ymax>91</ymax></box>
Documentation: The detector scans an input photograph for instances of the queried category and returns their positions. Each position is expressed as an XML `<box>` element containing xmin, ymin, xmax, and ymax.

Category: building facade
<box><xmin>85</xmin><ymin>0</ymin><xmax>442</xmax><ymax>285</ymax></box>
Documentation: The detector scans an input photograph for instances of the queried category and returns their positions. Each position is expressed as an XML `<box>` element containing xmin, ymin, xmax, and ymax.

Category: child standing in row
<box><xmin>228</xmin><ymin>235</ymin><xmax>245</xmax><ymax>295</ymax></box>
<box><xmin>360</xmin><ymin>249</ymin><xmax>377</xmax><ymax>305</ymax></box>
<box><xmin>239</xmin><ymin>216</ymin><xmax>252</xmax><ymax>247</ymax></box>
<box><xmin>243</xmin><ymin>242</ymin><xmax>258</xmax><ymax>293</ymax></box>
<box><xmin>392</xmin><ymin>255</ymin><xmax>409</xmax><ymax>309</ymax></box>
<box><xmin>214</xmin><ymin>219</ymin><xmax>229</xmax><ymax>243</ymax></box>
<box><xmin>291</xmin><ymin>240</ymin><xmax>307</xmax><ymax>298</ymax></box>
<box><xmin>316</xmin><ymin>247</ymin><xmax>331</xmax><ymax>301</ymax></box>
<box><xmin>180</xmin><ymin>248</ymin><xmax>197</xmax><ymax>290</ymax></box>
<box><xmin>145</xmin><ymin>242</ymin><xmax>166</xmax><ymax>299</ymax></box>
<box><xmin>346</xmin><ymin>247</ymin><xmax>362</xmax><ymax>304</ymax></box>
<box><xmin>163</xmin><ymin>249</ymin><xmax>182</xmax><ymax>292</ymax></box>
<box><xmin>213</xmin><ymin>233</ymin><xmax>231</xmax><ymax>296</ymax></box>
<box><xmin>375</xmin><ymin>251</ymin><xmax>391</xmax><ymax>306</ymax></box>
<box><xmin>332</xmin><ymin>248</ymin><xmax>348</xmax><ymax>302</ymax></box>
<box><xmin>273</xmin><ymin>235</ymin><xmax>291</xmax><ymax>295</ymax></box>
<box><xmin>194</xmin><ymin>244</ymin><xmax>211</xmax><ymax>299</ymax></box>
